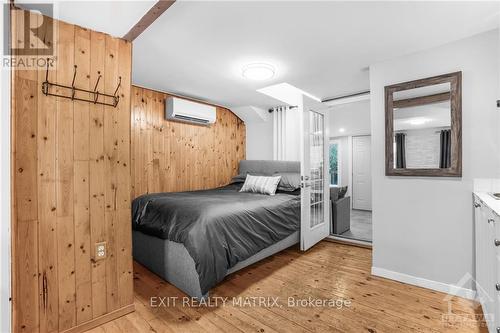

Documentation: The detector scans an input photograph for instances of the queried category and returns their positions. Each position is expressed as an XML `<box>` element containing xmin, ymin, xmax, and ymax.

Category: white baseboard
<box><xmin>371</xmin><ymin>267</ymin><xmax>476</xmax><ymax>300</ymax></box>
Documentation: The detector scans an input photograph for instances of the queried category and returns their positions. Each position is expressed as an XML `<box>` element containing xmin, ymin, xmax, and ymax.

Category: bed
<box><xmin>132</xmin><ymin>160</ymin><xmax>301</xmax><ymax>298</ymax></box>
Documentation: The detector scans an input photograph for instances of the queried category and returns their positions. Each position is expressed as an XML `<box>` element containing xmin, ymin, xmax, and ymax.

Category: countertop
<box><xmin>474</xmin><ymin>192</ymin><xmax>500</xmax><ymax>217</ymax></box>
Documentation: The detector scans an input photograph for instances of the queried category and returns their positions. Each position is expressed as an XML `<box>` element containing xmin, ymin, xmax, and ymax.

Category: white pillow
<box><xmin>239</xmin><ymin>175</ymin><xmax>282</xmax><ymax>195</ymax></box>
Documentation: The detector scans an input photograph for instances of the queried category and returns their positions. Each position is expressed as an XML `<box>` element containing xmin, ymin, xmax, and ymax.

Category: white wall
<box><xmin>370</xmin><ymin>29</ymin><xmax>500</xmax><ymax>295</ymax></box>
<box><xmin>338</xmin><ymin>136</ymin><xmax>350</xmax><ymax>189</ymax></box>
<box><xmin>328</xmin><ymin>99</ymin><xmax>371</xmax><ymax>137</ymax></box>
<box><xmin>245</xmin><ymin>120</ymin><xmax>274</xmax><ymax>160</ymax></box>
<box><xmin>331</xmin><ymin>136</ymin><xmax>352</xmax><ymax>198</ymax></box>
<box><xmin>245</xmin><ymin>108</ymin><xmax>300</xmax><ymax>162</ymax></box>
<box><xmin>1</xmin><ymin>5</ymin><xmax>11</xmax><ymax>333</ymax></box>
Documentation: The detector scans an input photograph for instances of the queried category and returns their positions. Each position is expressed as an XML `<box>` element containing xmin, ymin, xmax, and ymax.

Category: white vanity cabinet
<box><xmin>474</xmin><ymin>194</ymin><xmax>500</xmax><ymax>333</ymax></box>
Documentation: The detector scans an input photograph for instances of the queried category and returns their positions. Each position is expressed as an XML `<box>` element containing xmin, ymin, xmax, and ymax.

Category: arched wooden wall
<box><xmin>130</xmin><ymin>86</ymin><xmax>246</xmax><ymax>198</ymax></box>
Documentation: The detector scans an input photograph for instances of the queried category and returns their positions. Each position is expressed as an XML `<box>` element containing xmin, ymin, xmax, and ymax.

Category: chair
<box><xmin>330</xmin><ymin>186</ymin><xmax>350</xmax><ymax>235</ymax></box>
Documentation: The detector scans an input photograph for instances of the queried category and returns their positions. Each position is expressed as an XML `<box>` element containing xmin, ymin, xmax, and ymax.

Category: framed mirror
<box><xmin>385</xmin><ymin>72</ymin><xmax>462</xmax><ymax>177</ymax></box>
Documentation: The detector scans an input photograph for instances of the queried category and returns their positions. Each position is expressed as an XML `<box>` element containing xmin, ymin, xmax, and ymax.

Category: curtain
<box><xmin>273</xmin><ymin>106</ymin><xmax>289</xmax><ymax>160</ymax></box>
<box><xmin>439</xmin><ymin>129</ymin><xmax>451</xmax><ymax>168</ymax></box>
<box><xmin>395</xmin><ymin>133</ymin><xmax>406</xmax><ymax>168</ymax></box>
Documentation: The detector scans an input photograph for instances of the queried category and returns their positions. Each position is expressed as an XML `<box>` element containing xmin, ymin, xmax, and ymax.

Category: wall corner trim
<box><xmin>371</xmin><ymin>267</ymin><xmax>476</xmax><ymax>301</ymax></box>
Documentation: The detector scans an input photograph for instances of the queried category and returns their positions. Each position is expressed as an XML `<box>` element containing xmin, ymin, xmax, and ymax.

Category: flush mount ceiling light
<box><xmin>339</xmin><ymin>128</ymin><xmax>346</xmax><ymax>133</ymax></box>
<box><xmin>242</xmin><ymin>63</ymin><xmax>275</xmax><ymax>81</ymax></box>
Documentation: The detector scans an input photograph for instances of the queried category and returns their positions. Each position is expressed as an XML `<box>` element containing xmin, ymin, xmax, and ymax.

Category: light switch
<box><xmin>95</xmin><ymin>242</ymin><xmax>107</xmax><ymax>260</ymax></box>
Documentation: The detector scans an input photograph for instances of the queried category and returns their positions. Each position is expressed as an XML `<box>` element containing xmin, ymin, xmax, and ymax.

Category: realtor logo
<box><xmin>5</xmin><ymin>3</ymin><xmax>54</xmax><ymax>56</ymax></box>
<box><xmin>442</xmin><ymin>273</ymin><xmax>491</xmax><ymax>329</ymax></box>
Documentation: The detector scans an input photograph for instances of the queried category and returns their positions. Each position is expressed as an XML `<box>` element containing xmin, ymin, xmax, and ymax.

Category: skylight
<box><xmin>257</xmin><ymin>83</ymin><xmax>321</xmax><ymax>106</ymax></box>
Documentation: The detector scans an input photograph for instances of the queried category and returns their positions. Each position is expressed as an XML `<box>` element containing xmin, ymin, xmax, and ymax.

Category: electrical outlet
<box><xmin>95</xmin><ymin>242</ymin><xmax>107</xmax><ymax>260</ymax></box>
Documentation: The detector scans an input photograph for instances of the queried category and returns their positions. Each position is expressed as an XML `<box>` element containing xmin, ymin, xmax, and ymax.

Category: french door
<box><xmin>300</xmin><ymin>95</ymin><xmax>330</xmax><ymax>251</ymax></box>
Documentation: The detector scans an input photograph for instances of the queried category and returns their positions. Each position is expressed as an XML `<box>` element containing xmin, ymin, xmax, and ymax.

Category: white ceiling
<box><xmin>17</xmin><ymin>0</ymin><xmax>155</xmax><ymax>38</ymax></box>
<box><xmin>133</xmin><ymin>1</ymin><xmax>500</xmax><ymax>109</ymax></box>
<box><xmin>21</xmin><ymin>1</ymin><xmax>499</xmax><ymax>110</ymax></box>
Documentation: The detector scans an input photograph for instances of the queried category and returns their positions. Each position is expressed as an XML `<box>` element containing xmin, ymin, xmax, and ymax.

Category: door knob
<box><xmin>495</xmin><ymin>239</ymin><xmax>500</xmax><ymax>247</ymax></box>
<box><xmin>488</xmin><ymin>218</ymin><xmax>496</xmax><ymax>225</ymax></box>
<box><xmin>496</xmin><ymin>283</ymin><xmax>500</xmax><ymax>291</ymax></box>
<box><xmin>474</xmin><ymin>202</ymin><xmax>481</xmax><ymax>208</ymax></box>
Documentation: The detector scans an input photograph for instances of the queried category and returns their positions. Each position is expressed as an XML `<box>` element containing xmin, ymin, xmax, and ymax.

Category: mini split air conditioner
<box><xmin>165</xmin><ymin>96</ymin><xmax>216</xmax><ymax>125</ymax></box>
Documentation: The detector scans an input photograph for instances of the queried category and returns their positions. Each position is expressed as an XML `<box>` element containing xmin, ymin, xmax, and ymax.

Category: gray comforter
<box><xmin>132</xmin><ymin>183</ymin><xmax>300</xmax><ymax>294</ymax></box>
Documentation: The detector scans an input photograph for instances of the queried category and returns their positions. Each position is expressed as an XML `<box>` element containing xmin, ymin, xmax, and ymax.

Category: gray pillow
<box><xmin>274</xmin><ymin>172</ymin><xmax>301</xmax><ymax>192</ymax></box>
<box><xmin>231</xmin><ymin>174</ymin><xmax>248</xmax><ymax>183</ymax></box>
<box><xmin>330</xmin><ymin>186</ymin><xmax>348</xmax><ymax>201</ymax></box>
<box><xmin>338</xmin><ymin>186</ymin><xmax>348</xmax><ymax>199</ymax></box>
<box><xmin>231</xmin><ymin>172</ymin><xmax>265</xmax><ymax>184</ymax></box>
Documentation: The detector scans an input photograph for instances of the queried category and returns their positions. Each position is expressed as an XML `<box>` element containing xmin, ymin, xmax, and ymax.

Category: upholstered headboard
<box><xmin>239</xmin><ymin>160</ymin><xmax>300</xmax><ymax>175</ymax></box>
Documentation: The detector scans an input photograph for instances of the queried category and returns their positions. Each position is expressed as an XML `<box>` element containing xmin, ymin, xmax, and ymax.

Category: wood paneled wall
<box><xmin>131</xmin><ymin>86</ymin><xmax>246</xmax><ymax>198</ymax></box>
<box><xmin>11</xmin><ymin>9</ymin><xmax>133</xmax><ymax>333</ymax></box>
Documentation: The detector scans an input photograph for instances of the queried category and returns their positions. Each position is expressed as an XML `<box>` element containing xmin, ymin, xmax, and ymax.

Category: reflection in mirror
<box><xmin>392</xmin><ymin>82</ymin><xmax>452</xmax><ymax>170</ymax></box>
<box><xmin>385</xmin><ymin>71</ymin><xmax>461</xmax><ymax>177</ymax></box>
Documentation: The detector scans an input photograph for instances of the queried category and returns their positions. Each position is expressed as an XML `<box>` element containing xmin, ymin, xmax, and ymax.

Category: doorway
<box><xmin>326</xmin><ymin>97</ymin><xmax>373</xmax><ymax>244</ymax></box>
<box><xmin>329</xmin><ymin>135</ymin><xmax>373</xmax><ymax>243</ymax></box>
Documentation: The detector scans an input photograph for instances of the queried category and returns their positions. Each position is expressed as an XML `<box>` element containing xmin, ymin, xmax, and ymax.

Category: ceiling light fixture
<box><xmin>407</xmin><ymin>117</ymin><xmax>431</xmax><ymax>126</ymax></box>
<box><xmin>339</xmin><ymin>128</ymin><xmax>346</xmax><ymax>133</ymax></box>
<box><xmin>242</xmin><ymin>63</ymin><xmax>275</xmax><ymax>81</ymax></box>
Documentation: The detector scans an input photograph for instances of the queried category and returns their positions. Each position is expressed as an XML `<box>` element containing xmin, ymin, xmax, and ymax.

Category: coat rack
<box><xmin>41</xmin><ymin>59</ymin><xmax>121</xmax><ymax>107</ymax></box>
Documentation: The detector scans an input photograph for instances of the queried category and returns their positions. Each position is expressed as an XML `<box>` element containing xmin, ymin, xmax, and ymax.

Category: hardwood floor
<box><xmin>88</xmin><ymin>241</ymin><xmax>487</xmax><ymax>333</ymax></box>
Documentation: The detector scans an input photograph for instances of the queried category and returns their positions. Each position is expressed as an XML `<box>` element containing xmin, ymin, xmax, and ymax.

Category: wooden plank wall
<box><xmin>11</xmin><ymin>9</ymin><xmax>133</xmax><ymax>333</ymax></box>
<box><xmin>130</xmin><ymin>86</ymin><xmax>246</xmax><ymax>198</ymax></box>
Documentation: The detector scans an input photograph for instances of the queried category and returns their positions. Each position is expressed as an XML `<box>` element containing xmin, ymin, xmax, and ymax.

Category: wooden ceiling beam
<box><xmin>123</xmin><ymin>0</ymin><xmax>175</xmax><ymax>42</ymax></box>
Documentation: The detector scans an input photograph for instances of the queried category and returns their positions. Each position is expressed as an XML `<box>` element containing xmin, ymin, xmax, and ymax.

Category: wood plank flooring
<box><xmin>87</xmin><ymin>242</ymin><xmax>487</xmax><ymax>333</ymax></box>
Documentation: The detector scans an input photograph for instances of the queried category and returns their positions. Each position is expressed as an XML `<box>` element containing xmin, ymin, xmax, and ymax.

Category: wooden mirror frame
<box><xmin>385</xmin><ymin>71</ymin><xmax>462</xmax><ymax>177</ymax></box>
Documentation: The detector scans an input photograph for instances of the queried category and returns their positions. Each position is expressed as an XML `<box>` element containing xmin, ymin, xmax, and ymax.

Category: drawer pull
<box><xmin>496</xmin><ymin>283</ymin><xmax>500</xmax><ymax>291</ymax></box>
<box><xmin>495</xmin><ymin>239</ymin><xmax>500</xmax><ymax>247</ymax></box>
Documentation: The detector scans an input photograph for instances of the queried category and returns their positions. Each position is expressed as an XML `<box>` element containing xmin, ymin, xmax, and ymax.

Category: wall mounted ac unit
<box><xmin>165</xmin><ymin>96</ymin><xmax>216</xmax><ymax>125</ymax></box>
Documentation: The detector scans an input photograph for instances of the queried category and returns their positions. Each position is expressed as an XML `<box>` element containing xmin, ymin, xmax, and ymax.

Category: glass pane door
<box><xmin>300</xmin><ymin>94</ymin><xmax>329</xmax><ymax>251</ymax></box>
<box><xmin>309</xmin><ymin>111</ymin><xmax>325</xmax><ymax>228</ymax></box>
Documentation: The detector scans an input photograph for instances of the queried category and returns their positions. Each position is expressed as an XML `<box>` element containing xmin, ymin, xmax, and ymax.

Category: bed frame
<box><xmin>132</xmin><ymin>160</ymin><xmax>300</xmax><ymax>298</ymax></box>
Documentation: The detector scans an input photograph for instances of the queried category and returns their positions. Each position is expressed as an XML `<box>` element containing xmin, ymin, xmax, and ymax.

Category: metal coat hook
<box><xmin>41</xmin><ymin>57</ymin><xmax>50</xmax><ymax>95</ymax></box>
<box><xmin>114</xmin><ymin>76</ymin><xmax>122</xmax><ymax>97</ymax></box>
<box><xmin>93</xmin><ymin>71</ymin><xmax>101</xmax><ymax>104</ymax></box>
<box><xmin>71</xmin><ymin>65</ymin><xmax>77</xmax><ymax>100</ymax></box>
<box><xmin>41</xmin><ymin>65</ymin><xmax>120</xmax><ymax>108</ymax></box>
<box><xmin>112</xmin><ymin>76</ymin><xmax>122</xmax><ymax>107</ymax></box>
